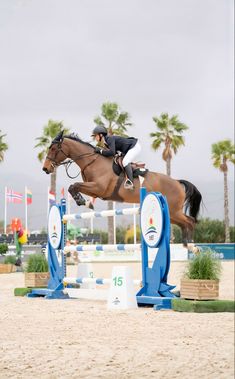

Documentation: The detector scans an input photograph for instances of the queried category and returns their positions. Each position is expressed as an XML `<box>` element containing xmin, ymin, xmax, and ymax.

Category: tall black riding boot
<box><xmin>124</xmin><ymin>163</ymin><xmax>134</xmax><ymax>190</ymax></box>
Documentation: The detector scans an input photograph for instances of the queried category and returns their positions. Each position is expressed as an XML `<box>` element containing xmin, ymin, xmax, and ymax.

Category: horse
<box><xmin>42</xmin><ymin>131</ymin><xmax>202</xmax><ymax>245</ymax></box>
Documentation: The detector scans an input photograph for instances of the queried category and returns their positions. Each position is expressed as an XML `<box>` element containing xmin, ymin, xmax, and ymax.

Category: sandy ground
<box><xmin>0</xmin><ymin>261</ymin><xmax>234</xmax><ymax>379</ymax></box>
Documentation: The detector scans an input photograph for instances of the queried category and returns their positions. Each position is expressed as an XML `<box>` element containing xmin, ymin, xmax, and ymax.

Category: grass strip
<box><xmin>172</xmin><ymin>299</ymin><xmax>235</xmax><ymax>313</ymax></box>
<box><xmin>14</xmin><ymin>288</ymin><xmax>33</xmax><ymax>296</ymax></box>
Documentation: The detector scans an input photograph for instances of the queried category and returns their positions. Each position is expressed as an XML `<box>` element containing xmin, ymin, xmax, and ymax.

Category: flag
<box><xmin>48</xmin><ymin>190</ymin><xmax>56</xmax><ymax>205</ymax></box>
<box><xmin>26</xmin><ymin>188</ymin><xmax>32</xmax><ymax>205</ymax></box>
<box><xmin>6</xmin><ymin>188</ymin><xmax>23</xmax><ymax>204</ymax></box>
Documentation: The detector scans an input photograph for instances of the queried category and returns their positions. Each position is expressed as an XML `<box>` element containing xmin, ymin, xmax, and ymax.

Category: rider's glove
<box><xmin>95</xmin><ymin>147</ymin><xmax>102</xmax><ymax>154</ymax></box>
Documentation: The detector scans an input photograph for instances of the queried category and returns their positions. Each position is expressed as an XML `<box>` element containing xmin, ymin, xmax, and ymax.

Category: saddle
<box><xmin>113</xmin><ymin>154</ymin><xmax>148</xmax><ymax>178</ymax></box>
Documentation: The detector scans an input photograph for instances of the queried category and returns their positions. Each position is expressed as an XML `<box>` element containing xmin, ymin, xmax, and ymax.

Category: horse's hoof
<box><xmin>187</xmin><ymin>243</ymin><xmax>199</xmax><ymax>254</ymax></box>
<box><xmin>86</xmin><ymin>201</ymin><xmax>94</xmax><ymax>210</ymax></box>
<box><xmin>75</xmin><ymin>200</ymin><xmax>86</xmax><ymax>207</ymax></box>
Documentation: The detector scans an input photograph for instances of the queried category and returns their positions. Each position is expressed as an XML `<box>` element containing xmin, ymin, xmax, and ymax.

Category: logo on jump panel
<box><xmin>48</xmin><ymin>205</ymin><xmax>62</xmax><ymax>249</ymax></box>
<box><xmin>141</xmin><ymin>193</ymin><xmax>163</xmax><ymax>248</ymax></box>
<box><xmin>145</xmin><ymin>217</ymin><xmax>158</xmax><ymax>241</ymax></box>
<box><xmin>50</xmin><ymin>224</ymin><xmax>59</xmax><ymax>243</ymax></box>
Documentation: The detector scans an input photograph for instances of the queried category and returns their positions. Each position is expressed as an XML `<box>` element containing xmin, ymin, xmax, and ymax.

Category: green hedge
<box><xmin>0</xmin><ymin>243</ymin><xmax>8</xmax><ymax>255</ymax></box>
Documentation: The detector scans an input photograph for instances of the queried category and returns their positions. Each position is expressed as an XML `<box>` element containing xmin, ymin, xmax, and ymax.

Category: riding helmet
<box><xmin>91</xmin><ymin>125</ymin><xmax>108</xmax><ymax>137</ymax></box>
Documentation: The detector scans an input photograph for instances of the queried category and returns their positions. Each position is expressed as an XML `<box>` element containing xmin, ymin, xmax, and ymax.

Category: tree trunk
<box><xmin>223</xmin><ymin>170</ymin><xmax>230</xmax><ymax>242</ymax></box>
<box><xmin>50</xmin><ymin>169</ymin><xmax>57</xmax><ymax>199</ymax></box>
<box><xmin>107</xmin><ymin>200</ymin><xmax>115</xmax><ymax>244</ymax></box>
<box><xmin>165</xmin><ymin>158</ymin><xmax>174</xmax><ymax>242</ymax></box>
<box><xmin>166</xmin><ymin>157</ymin><xmax>171</xmax><ymax>177</ymax></box>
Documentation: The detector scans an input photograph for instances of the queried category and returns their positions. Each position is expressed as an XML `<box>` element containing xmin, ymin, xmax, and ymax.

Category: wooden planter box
<box><xmin>180</xmin><ymin>279</ymin><xmax>219</xmax><ymax>300</ymax></box>
<box><xmin>25</xmin><ymin>272</ymin><xmax>50</xmax><ymax>288</ymax></box>
<box><xmin>0</xmin><ymin>264</ymin><xmax>17</xmax><ymax>274</ymax></box>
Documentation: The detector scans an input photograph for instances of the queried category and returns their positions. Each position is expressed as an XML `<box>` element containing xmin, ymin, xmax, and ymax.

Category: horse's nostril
<box><xmin>43</xmin><ymin>167</ymin><xmax>49</xmax><ymax>174</ymax></box>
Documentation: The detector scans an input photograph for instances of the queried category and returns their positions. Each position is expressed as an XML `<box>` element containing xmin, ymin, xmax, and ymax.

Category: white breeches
<box><xmin>122</xmin><ymin>141</ymin><xmax>141</xmax><ymax>167</ymax></box>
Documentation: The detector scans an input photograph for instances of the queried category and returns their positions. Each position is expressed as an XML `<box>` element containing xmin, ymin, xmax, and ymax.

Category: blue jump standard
<box><xmin>28</xmin><ymin>188</ymin><xmax>177</xmax><ymax>310</ymax></box>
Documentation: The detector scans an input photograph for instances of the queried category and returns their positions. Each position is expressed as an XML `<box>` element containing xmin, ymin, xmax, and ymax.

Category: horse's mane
<box><xmin>64</xmin><ymin>133</ymin><xmax>95</xmax><ymax>149</ymax></box>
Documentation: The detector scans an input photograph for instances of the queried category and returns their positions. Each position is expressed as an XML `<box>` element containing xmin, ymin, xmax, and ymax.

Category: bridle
<box><xmin>46</xmin><ymin>139</ymin><xmax>99</xmax><ymax>179</ymax></box>
<box><xmin>46</xmin><ymin>142</ymin><xmax>69</xmax><ymax>169</ymax></box>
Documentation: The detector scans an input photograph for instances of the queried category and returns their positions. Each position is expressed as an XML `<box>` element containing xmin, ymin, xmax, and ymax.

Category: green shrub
<box><xmin>124</xmin><ymin>225</ymin><xmax>141</xmax><ymax>244</ymax></box>
<box><xmin>0</xmin><ymin>243</ymin><xmax>8</xmax><ymax>255</ymax></box>
<box><xmin>185</xmin><ymin>250</ymin><xmax>222</xmax><ymax>280</ymax></box>
<box><xmin>26</xmin><ymin>254</ymin><xmax>48</xmax><ymax>273</ymax></box>
<box><xmin>4</xmin><ymin>255</ymin><xmax>17</xmax><ymax>264</ymax></box>
<box><xmin>172</xmin><ymin>225</ymin><xmax>182</xmax><ymax>243</ymax></box>
<box><xmin>93</xmin><ymin>229</ymin><xmax>108</xmax><ymax>244</ymax></box>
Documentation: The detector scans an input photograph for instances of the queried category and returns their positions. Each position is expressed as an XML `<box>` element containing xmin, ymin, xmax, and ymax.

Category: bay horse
<box><xmin>43</xmin><ymin>131</ymin><xmax>202</xmax><ymax>245</ymax></box>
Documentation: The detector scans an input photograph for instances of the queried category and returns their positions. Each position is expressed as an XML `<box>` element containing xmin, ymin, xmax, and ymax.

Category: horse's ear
<box><xmin>58</xmin><ymin>130</ymin><xmax>64</xmax><ymax>141</ymax></box>
<box><xmin>53</xmin><ymin>130</ymin><xmax>64</xmax><ymax>143</ymax></box>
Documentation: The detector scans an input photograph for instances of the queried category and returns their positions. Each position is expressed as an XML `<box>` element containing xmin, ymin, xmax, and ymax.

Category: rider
<box><xmin>91</xmin><ymin>125</ymin><xmax>141</xmax><ymax>190</ymax></box>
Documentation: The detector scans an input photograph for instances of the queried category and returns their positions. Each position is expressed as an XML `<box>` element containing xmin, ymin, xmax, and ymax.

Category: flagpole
<box><xmin>133</xmin><ymin>203</ymin><xmax>137</xmax><ymax>244</ymax></box>
<box><xmin>47</xmin><ymin>187</ymin><xmax>50</xmax><ymax>216</ymax></box>
<box><xmin>113</xmin><ymin>201</ymin><xmax>116</xmax><ymax>244</ymax></box>
<box><xmin>25</xmin><ymin>186</ymin><xmax>28</xmax><ymax>233</ymax></box>
<box><xmin>90</xmin><ymin>216</ymin><xmax>94</xmax><ymax>234</ymax></box>
<box><xmin>67</xmin><ymin>190</ymin><xmax>71</xmax><ymax>225</ymax></box>
<box><xmin>89</xmin><ymin>197</ymin><xmax>94</xmax><ymax>233</ymax></box>
<box><xmin>4</xmin><ymin>186</ymin><xmax>7</xmax><ymax>234</ymax></box>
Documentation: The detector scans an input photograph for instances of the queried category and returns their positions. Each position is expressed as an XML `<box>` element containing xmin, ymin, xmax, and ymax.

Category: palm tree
<box><xmin>35</xmin><ymin>120</ymin><xmax>70</xmax><ymax>197</ymax></box>
<box><xmin>211</xmin><ymin>140</ymin><xmax>235</xmax><ymax>243</ymax></box>
<box><xmin>94</xmin><ymin>102</ymin><xmax>132</xmax><ymax>136</ymax></box>
<box><xmin>94</xmin><ymin>102</ymin><xmax>132</xmax><ymax>244</ymax></box>
<box><xmin>0</xmin><ymin>130</ymin><xmax>8</xmax><ymax>163</ymax></box>
<box><xmin>150</xmin><ymin>113</ymin><xmax>188</xmax><ymax>176</ymax></box>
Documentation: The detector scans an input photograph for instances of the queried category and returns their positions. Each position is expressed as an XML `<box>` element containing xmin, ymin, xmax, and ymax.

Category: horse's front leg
<box><xmin>68</xmin><ymin>182</ymin><xmax>100</xmax><ymax>209</ymax></box>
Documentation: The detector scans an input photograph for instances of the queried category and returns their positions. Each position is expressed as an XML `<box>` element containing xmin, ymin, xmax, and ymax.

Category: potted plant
<box><xmin>181</xmin><ymin>250</ymin><xmax>222</xmax><ymax>300</ymax></box>
<box><xmin>0</xmin><ymin>254</ymin><xmax>17</xmax><ymax>274</ymax></box>
<box><xmin>25</xmin><ymin>254</ymin><xmax>49</xmax><ymax>288</ymax></box>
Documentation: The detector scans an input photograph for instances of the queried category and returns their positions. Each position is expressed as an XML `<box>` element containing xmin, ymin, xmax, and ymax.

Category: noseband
<box><xmin>46</xmin><ymin>142</ymin><xmax>69</xmax><ymax>168</ymax></box>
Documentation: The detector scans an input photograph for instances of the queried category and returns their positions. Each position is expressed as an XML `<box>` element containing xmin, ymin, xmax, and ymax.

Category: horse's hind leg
<box><xmin>181</xmin><ymin>226</ymin><xmax>193</xmax><ymax>247</ymax></box>
<box><xmin>171</xmin><ymin>212</ymin><xmax>195</xmax><ymax>247</ymax></box>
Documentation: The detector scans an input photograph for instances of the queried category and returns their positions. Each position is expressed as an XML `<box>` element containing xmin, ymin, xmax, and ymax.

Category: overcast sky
<box><xmin>0</xmin><ymin>0</ymin><xmax>234</xmax><ymax>228</ymax></box>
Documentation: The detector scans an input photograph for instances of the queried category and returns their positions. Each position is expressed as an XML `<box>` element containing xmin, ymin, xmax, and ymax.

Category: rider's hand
<box><xmin>94</xmin><ymin>147</ymin><xmax>102</xmax><ymax>154</ymax></box>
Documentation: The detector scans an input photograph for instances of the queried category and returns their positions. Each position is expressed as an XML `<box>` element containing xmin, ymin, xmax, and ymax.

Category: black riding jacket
<box><xmin>100</xmin><ymin>135</ymin><xmax>138</xmax><ymax>157</ymax></box>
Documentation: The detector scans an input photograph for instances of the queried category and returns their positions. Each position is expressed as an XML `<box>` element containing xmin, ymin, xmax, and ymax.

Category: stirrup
<box><xmin>124</xmin><ymin>179</ymin><xmax>134</xmax><ymax>190</ymax></box>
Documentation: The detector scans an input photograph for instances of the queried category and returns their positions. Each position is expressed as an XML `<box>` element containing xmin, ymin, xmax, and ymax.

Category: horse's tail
<box><xmin>178</xmin><ymin>179</ymin><xmax>202</xmax><ymax>222</ymax></box>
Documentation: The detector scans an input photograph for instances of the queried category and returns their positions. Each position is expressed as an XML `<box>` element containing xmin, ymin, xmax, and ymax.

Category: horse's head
<box><xmin>43</xmin><ymin>131</ymin><xmax>69</xmax><ymax>174</ymax></box>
